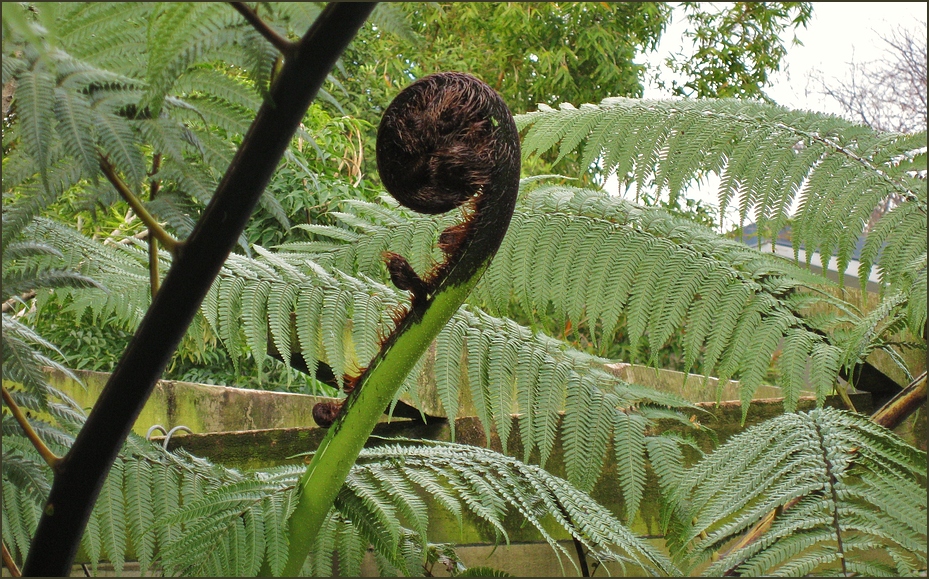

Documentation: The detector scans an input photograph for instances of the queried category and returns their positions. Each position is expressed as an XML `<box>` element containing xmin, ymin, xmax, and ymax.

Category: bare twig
<box><xmin>2</xmin><ymin>541</ymin><xmax>21</xmax><ymax>577</ymax></box>
<box><xmin>98</xmin><ymin>156</ymin><xmax>181</xmax><ymax>255</ymax></box>
<box><xmin>2</xmin><ymin>386</ymin><xmax>61</xmax><ymax>469</ymax></box>
<box><xmin>230</xmin><ymin>2</ymin><xmax>295</xmax><ymax>55</ymax></box>
<box><xmin>1</xmin><ymin>290</ymin><xmax>36</xmax><ymax>313</ymax></box>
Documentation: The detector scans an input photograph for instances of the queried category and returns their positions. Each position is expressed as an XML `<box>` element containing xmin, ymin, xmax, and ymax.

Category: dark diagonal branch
<box><xmin>21</xmin><ymin>4</ymin><xmax>375</xmax><ymax>575</ymax></box>
<box><xmin>230</xmin><ymin>2</ymin><xmax>295</xmax><ymax>55</ymax></box>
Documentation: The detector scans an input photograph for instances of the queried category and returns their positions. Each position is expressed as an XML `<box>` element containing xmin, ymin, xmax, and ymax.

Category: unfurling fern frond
<box><xmin>517</xmin><ymin>99</ymin><xmax>927</xmax><ymax>298</ymax></box>
<box><xmin>669</xmin><ymin>407</ymin><xmax>927</xmax><ymax>576</ymax></box>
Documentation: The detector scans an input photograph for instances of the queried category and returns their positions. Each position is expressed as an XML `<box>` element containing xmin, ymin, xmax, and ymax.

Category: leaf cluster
<box><xmin>668</xmin><ymin>407</ymin><xmax>927</xmax><ymax>576</ymax></box>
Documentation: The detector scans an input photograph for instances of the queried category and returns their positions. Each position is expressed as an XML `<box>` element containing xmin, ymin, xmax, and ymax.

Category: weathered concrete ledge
<box><xmin>43</xmin><ymin>364</ymin><xmax>806</xmax><ymax>438</ymax></box>
<box><xmin>44</xmin><ymin>369</ymin><xmax>338</xmax><ymax>435</ymax></box>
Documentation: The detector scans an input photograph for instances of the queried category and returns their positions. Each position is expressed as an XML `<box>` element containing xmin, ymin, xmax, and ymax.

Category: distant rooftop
<box><xmin>735</xmin><ymin>223</ymin><xmax>880</xmax><ymax>291</ymax></box>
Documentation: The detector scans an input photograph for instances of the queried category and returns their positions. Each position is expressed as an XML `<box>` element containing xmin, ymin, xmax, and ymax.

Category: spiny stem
<box><xmin>2</xmin><ymin>541</ymin><xmax>21</xmax><ymax>577</ymax></box>
<box><xmin>229</xmin><ymin>2</ymin><xmax>295</xmax><ymax>55</ymax></box>
<box><xmin>1</xmin><ymin>386</ymin><xmax>60</xmax><ymax>470</ymax></box>
<box><xmin>98</xmin><ymin>156</ymin><xmax>180</xmax><ymax>256</ymax></box>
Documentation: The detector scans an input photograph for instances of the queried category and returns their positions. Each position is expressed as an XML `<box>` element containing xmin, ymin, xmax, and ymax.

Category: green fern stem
<box><xmin>279</xmin><ymin>270</ymin><xmax>486</xmax><ymax>575</ymax></box>
<box><xmin>277</xmin><ymin>72</ymin><xmax>521</xmax><ymax>576</ymax></box>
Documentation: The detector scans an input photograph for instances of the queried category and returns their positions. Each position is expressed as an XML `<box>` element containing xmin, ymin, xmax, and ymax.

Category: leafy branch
<box><xmin>20</xmin><ymin>4</ymin><xmax>376</xmax><ymax>575</ymax></box>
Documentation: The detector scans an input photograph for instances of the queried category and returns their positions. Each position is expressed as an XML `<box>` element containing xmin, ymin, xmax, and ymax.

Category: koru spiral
<box><xmin>313</xmin><ymin>72</ymin><xmax>520</xmax><ymax>427</ymax></box>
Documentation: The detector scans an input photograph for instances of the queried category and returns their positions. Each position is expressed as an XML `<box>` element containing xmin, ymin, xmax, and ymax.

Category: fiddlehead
<box><xmin>284</xmin><ymin>73</ymin><xmax>519</xmax><ymax>575</ymax></box>
<box><xmin>313</xmin><ymin>72</ymin><xmax>520</xmax><ymax>425</ymax></box>
<box><xmin>377</xmin><ymin>72</ymin><xmax>520</xmax><ymax>305</ymax></box>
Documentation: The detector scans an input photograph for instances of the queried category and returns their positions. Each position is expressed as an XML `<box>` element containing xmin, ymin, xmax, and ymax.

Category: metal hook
<box><xmin>163</xmin><ymin>425</ymin><xmax>192</xmax><ymax>449</ymax></box>
<box><xmin>145</xmin><ymin>424</ymin><xmax>167</xmax><ymax>440</ymax></box>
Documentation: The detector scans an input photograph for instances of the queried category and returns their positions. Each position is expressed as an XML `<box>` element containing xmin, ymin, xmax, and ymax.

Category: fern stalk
<box><xmin>1</xmin><ymin>542</ymin><xmax>21</xmax><ymax>578</ymax></box>
<box><xmin>872</xmin><ymin>371</ymin><xmax>927</xmax><ymax>430</ymax></box>
<box><xmin>98</xmin><ymin>156</ymin><xmax>180</xmax><ymax>256</ymax></box>
<box><xmin>279</xmin><ymin>72</ymin><xmax>522</xmax><ymax>576</ymax></box>
<box><xmin>1</xmin><ymin>386</ymin><xmax>61</xmax><ymax>469</ymax></box>
<box><xmin>279</xmin><ymin>272</ymin><xmax>487</xmax><ymax>576</ymax></box>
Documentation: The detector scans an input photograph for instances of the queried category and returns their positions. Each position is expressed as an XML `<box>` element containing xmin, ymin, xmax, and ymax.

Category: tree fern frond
<box><xmin>517</xmin><ymin>98</ymin><xmax>927</xmax><ymax>294</ymax></box>
<box><xmin>174</xmin><ymin>66</ymin><xmax>263</xmax><ymax>114</ymax></box>
<box><xmin>435</xmin><ymin>317</ymin><xmax>467</xmax><ymax>437</ymax></box>
<box><xmin>143</xmin><ymin>3</ymin><xmax>241</xmax><ymax>115</ymax></box>
<box><xmin>1</xmin><ymin>450</ymin><xmax>52</xmax><ymax>504</ymax></box>
<box><xmin>337</xmin><ymin>472</ymin><xmax>401</xmax><ymax>566</ymax></box>
<box><xmin>217</xmin><ymin>275</ymin><xmax>247</xmax><ymax>372</ymax></box>
<box><xmin>671</xmin><ymin>407</ymin><xmax>927</xmax><ymax>576</ymax></box>
<box><xmin>298</xmin><ymin>184</ymin><xmax>855</xmax><ymax>410</ymax></box>
<box><xmin>614</xmin><ymin>410</ymin><xmax>648</xmax><ymax>523</ymax></box>
<box><xmin>2</xmin><ymin>315</ymin><xmax>80</xmax><ymax>405</ymax></box>
<box><xmin>52</xmin><ymin>86</ymin><xmax>98</xmax><ymax>175</ymax></box>
<box><xmin>41</xmin><ymin>222</ymin><xmax>702</xmax><ymax>497</ymax></box>
<box><xmin>91</xmin><ymin>108</ymin><xmax>146</xmax><ymax>190</ymax></box>
<box><xmin>14</xmin><ymin>66</ymin><xmax>57</xmax><ymax>189</ymax></box>
<box><xmin>563</xmin><ymin>379</ymin><xmax>616</xmax><ymax>493</ymax></box>
<box><xmin>181</xmin><ymin>94</ymin><xmax>255</xmax><ymax>138</ymax></box>
<box><xmin>95</xmin><ymin>459</ymin><xmax>127</xmax><ymax>575</ymax></box>
<box><xmin>242</xmin><ymin>278</ymin><xmax>271</xmax><ymax>369</ymax></box>
<box><xmin>369</xmin><ymin>3</ymin><xmax>418</xmax><ymax>44</ymax></box>
<box><xmin>2</xmin><ymin>158</ymin><xmax>85</xmax><ymax>252</ymax></box>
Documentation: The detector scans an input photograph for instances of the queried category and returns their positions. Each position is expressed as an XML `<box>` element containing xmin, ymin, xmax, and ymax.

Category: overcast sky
<box><xmin>763</xmin><ymin>2</ymin><xmax>927</xmax><ymax>115</ymax></box>
<box><xmin>643</xmin><ymin>2</ymin><xmax>928</xmax><ymax>116</ymax></box>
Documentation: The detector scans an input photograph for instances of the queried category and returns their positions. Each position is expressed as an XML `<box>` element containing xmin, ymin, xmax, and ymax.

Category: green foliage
<box><xmin>334</xmin><ymin>2</ymin><xmax>812</xmax><ymax>186</ymax></box>
<box><xmin>3</xmin><ymin>2</ymin><xmax>926</xmax><ymax>577</ymax></box>
<box><xmin>1</xmin><ymin>2</ymin><xmax>365</xmax><ymax>252</ymax></box>
<box><xmin>339</xmin><ymin>2</ymin><xmax>811</xmax><ymax>119</ymax></box>
<box><xmin>2</xmin><ymin>397</ymin><xmax>675</xmax><ymax>576</ymax></box>
<box><xmin>1</xmin><ymin>178</ymin><xmax>102</xmax><ymax>407</ymax></box>
<box><xmin>518</xmin><ymin>98</ymin><xmax>927</xmax><ymax>303</ymax></box>
<box><xmin>278</xmin><ymin>183</ymin><xmax>918</xmax><ymax>417</ymax></box>
<box><xmin>668</xmin><ymin>407</ymin><xmax>927</xmax><ymax>576</ymax></box>
<box><xmin>664</xmin><ymin>3</ymin><xmax>813</xmax><ymax>99</ymax></box>
<box><xmin>29</xmin><ymin>216</ymin><xmax>702</xmax><ymax>513</ymax></box>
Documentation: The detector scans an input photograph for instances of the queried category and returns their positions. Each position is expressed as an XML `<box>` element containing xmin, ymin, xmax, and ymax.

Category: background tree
<box><xmin>660</xmin><ymin>2</ymin><xmax>813</xmax><ymax>100</ymax></box>
<box><xmin>810</xmin><ymin>19</ymin><xmax>927</xmax><ymax>231</ymax></box>
<box><xmin>337</xmin><ymin>2</ymin><xmax>813</xmax><ymax>185</ymax></box>
<box><xmin>813</xmin><ymin>20</ymin><xmax>927</xmax><ymax>134</ymax></box>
